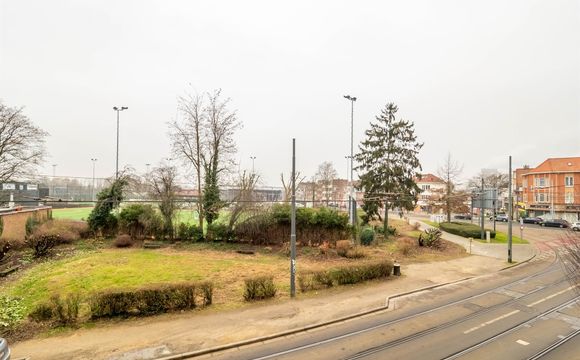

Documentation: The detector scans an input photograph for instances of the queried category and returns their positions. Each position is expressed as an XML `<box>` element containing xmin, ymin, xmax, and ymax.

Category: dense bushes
<box><xmin>206</xmin><ymin>223</ymin><xmax>232</xmax><ymax>242</ymax></box>
<box><xmin>30</xmin><ymin>294</ymin><xmax>81</xmax><ymax>325</ymax></box>
<box><xmin>418</xmin><ymin>228</ymin><xmax>443</xmax><ymax>248</ymax></box>
<box><xmin>90</xmin><ymin>282</ymin><xmax>212</xmax><ymax>318</ymax></box>
<box><xmin>177</xmin><ymin>223</ymin><xmax>203</xmax><ymax>242</ymax></box>
<box><xmin>440</xmin><ymin>222</ymin><xmax>495</xmax><ymax>239</ymax></box>
<box><xmin>243</xmin><ymin>276</ymin><xmax>277</xmax><ymax>301</ymax></box>
<box><xmin>360</xmin><ymin>228</ymin><xmax>375</xmax><ymax>245</ymax></box>
<box><xmin>87</xmin><ymin>176</ymin><xmax>128</xmax><ymax>236</ymax></box>
<box><xmin>234</xmin><ymin>205</ymin><xmax>350</xmax><ymax>246</ymax></box>
<box><xmin>32</xmin><ymin>219</ymin><xmax>89</xmax><ymax>244</ymax></box>
<box><xmin>298</xmin><ymin>260</ymin><xmax>394</xmax><ymax>292</ymax></box>
<box><xmin>114</xmin><ymin>234</ymin><xmax>134</xmax><ymax>248</ymax></box>
<box><xmin>119</xmin><ymin>204</ymin><xmax>164</xmax><ymax>239</ymax></box>
<box><xmin>0</xmin><ymin>240</ymin><xmax>10</xmax><ymax>263</ymax></box>
<box><xmin>26</xmin><ymin>234</ymin><xmax>60</xmax><ymax>257</ymax></box>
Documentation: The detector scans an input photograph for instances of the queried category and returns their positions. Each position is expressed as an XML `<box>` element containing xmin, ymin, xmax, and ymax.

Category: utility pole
<box><xmin>113</xmin><ymin>106</ymin><xmax>128</xmax><ymax>179</ymax></box>
<box><xmin>91</xmin><ymin>158</ymin><xmax>97</xmax><ymax>202</ymax></box>
<box><xmin>343</xmin><ymin>95</ymin><xmax>356</xmax><ymax>227</ymax></box>
<box><xmin>250</xmin><ymin>156</ymin><xmax>256</xmax><ymax>173</ymax></box>
<box><xmin>290</xmin><ymin>138</ymin><xmax>297</xmax><ymax>298</ymax></box>
<box><xmin>480</xmin><ymin>178</ymin><xmax>485</xmax><ymax>240</ymax></box>
<box><xmin>508</xmin><ymin>155</ymin><xmax>513</xmax><ymax>263</ymax></box>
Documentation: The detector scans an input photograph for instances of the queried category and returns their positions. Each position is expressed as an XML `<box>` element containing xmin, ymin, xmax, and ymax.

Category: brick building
<box><xmin>515</xmin><ymin>157</ymin><xmax>580</xmax><ymax>222</ymax></box>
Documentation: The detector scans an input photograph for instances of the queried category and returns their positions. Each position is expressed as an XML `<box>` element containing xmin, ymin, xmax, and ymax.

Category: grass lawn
<box><xmin>51</xmin><ymin>207</ymin><xmax>225</xmax><ymax>227</ymax></box>
<box><xmin>476</xmin><ymin>231</ymin><xmax>528</xmax><ymax>244</ymax></box>
<box><xmin>52</xmin><ymin>207</ymin><xmax>93</xmax><ymax>221</ymax></box>
<box><xmin>422</xmin><ymin>220</ymin><xmax>440</xmax><ymax>228</ymax></box>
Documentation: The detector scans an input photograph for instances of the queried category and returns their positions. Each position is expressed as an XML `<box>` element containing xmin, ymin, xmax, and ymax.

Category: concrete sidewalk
<box><xmin>410</xmin><ymin>217</ymin><xmax>537</xmax><ymax>263</ymax></box>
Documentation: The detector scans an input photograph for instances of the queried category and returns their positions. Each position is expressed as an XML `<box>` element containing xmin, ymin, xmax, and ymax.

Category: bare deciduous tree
<box><xmin>435</xmin><ymin>153</ymin><xmax>466</xmax><ymax>222</ymax></box>
<box><xmin>315</xmin><ymin>161</ymin><xmax>338</xmax><ymax>206</ymax></box>
<box><xmin>170</xmin><ymin>93</ymin><xmax>205</xmax><ymax>230</ymax></box>
<box><xmin>149</xmin><ymin>164</ymin><xmax>179</xmax><ymax>239</ymax></box>
<box><xmin>170</xmin><ymin>89</ymin><xmax>241</xmax><ymax>227</ymax></box>
<box><xmin>228</xmin><ymin>170</ymin><xmax>260</xmax><ymax>229</ymax></box>
<box><xmin>0</xmin><ymin>102</ymin><xmax>48</xmax><ymax>182</ymax></box>
<box><xmin>281</xmin><ymin>172</ymin><xmax>305</xmax><ymax>202</ymax></box>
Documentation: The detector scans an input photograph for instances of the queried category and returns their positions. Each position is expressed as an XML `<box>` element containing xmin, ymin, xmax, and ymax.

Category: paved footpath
<box><xmin>11</xmin><ymin>228</ymin><xmax>535</xmax><ymax>360</ymax></box>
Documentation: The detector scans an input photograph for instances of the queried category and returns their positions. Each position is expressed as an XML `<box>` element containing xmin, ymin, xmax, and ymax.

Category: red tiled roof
<box><xmin>415</xmin><ymin>173</ymin><xmax>444</xmax><ymax>183</ymax></box>
<box><xmin>525</xmin><ymin>157</ymin><xmax>580</xmax><ymax>174</ymax></box>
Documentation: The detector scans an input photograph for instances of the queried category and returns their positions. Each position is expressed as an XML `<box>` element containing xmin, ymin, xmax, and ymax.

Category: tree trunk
<box><xmin>383</xmin><ymin>199</ymin><xmax>389</xmax><ymax>238</ymax></box>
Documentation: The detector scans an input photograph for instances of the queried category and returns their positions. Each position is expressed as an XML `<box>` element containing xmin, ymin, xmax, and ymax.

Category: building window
<box><xmin>565</xmin><ymin>192</ymin><xmax>574</xmax><ymax>204</ymax></box>
<box><xmin>565</xmin><ymin>176</ymin><xmax>574</xmax><ymax>187</ymax></box>
<box><xmin>421</xmin><ymin>184</ymin><xmax>431</xmax><ymax>191</ymax></box>
<box><xmin>523</xmin><ymin>178</ymin><xmax>527</xmax><ymax>188</ymax></box>
<box><xmin>536</xmin><ymin>177</ymin><xmax>547</xmax><ymax>187</ymax></box>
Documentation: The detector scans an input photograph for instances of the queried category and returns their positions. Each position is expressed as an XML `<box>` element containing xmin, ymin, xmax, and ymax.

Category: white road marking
<box><xmin>517</xmin><ymin>339</ymin><xmax>530</xmax><ymax>346</ymax></box>
<box><xmin>526</xmin><ymin>286</ymin><xmax>576</xmax><ymax>307</ymax></box>
<box><xmin>463</xmin><ymin>310</ymin><xmax>521</xmax><ymax>334</ymax></box>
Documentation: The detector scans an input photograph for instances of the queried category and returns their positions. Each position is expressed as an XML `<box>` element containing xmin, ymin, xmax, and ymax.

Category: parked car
<box><xmin>0</xmin><ymin>338</ymin><xmax>10</xmax><ymax>360</ymax></box>
<box><xmin>489</xmin><ymin>214</ymin><xmax>509</xmax><ymax>222</ymax></box>
<box><xmin>453</xmin><ymin>214</ymin><xmax>472</xmax><ymax>220</ymax></box>
<box><xmin>522</xmin><ymin>217</ymin><xmax>543</xmax><ymax>224</ymax></box>
<box><xmin>540</xmin><ymin>219</ymin><xmax>571</xmax><ymax>228</ymax></box>
<box><xmin>571</xmin><ymin>222</ymin><xmax>580</xmax><ymax>231</ymax></box>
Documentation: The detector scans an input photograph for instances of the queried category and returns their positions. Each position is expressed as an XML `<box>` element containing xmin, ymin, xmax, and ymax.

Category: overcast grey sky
<box><xmin>1</xmin><ymin>0</ymin><xmax>579</xmax><ymax>187</ymax></box>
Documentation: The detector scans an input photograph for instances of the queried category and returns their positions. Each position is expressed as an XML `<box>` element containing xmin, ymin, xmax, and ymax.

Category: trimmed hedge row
<box><xmin>243</xmin><ymin>276</ymin><xmax>277</xmax><ymax>301</ymax></box>
<box><xmin>90</xmin><ymin>282</ymin><xmax>213</xmax><ymax>318</ymax></box>
<box><xmin>439</xmin><ymin>222</ymin><xmax>496</xmax><ymax>239</ymax></box>
<box><xmin>298</xmin><ymin>260</ymin><xmax>394</xmax><ymax>292</ymax></box>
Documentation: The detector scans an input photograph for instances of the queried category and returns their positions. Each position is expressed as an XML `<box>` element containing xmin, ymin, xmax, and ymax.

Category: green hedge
<box><xmin>243</xmin><ymin>276</ymin><xmax>277</xmax><ymax>301</ymax></box>
<box><xmin>439</xmin><ymin>222</ymin><xmax>495</xmax><ymax>239</ymax></box>
<box><xmin>90</xmin><ymin>282</ymin><xmax>213</xmax><ymax>318</ymax></box>
<box><xmin>298</xmin><ymin>260</ymin><xmax>393</xmax><ymax>292</ymax></box>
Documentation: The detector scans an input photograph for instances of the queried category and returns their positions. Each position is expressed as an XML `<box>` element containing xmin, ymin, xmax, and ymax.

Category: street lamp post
<box><xmin>343</xmin><ymin>95</ymin><xmax>357</xmax><ymax>226</ymax></box>
<box><xmin>91</xmin><ymin>158</ymin><xmax>97</xmax><ymax>202</ymax></box>
<box><xmin>146</xmin><ymin>163</ymin><xmax>151</xmax><ymax>174</ymax></box>
<box><xmin>250</xmin><ymin>156</ymin><xmax>256</xmax><ymax>173</ymax></box>
<box><xmin>113</xmin><ymin>106</ymin><xmax>128</xmax><ymax>179</ymax></box>
<box><xmin>345</xmin><ymin>155</ymin><xmax>351</xmax><ymax>210</ymax></box>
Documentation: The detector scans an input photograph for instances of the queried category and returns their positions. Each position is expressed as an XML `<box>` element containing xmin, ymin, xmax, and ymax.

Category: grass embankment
<box><xmin>424</xmin><ymin>220</ymin><xmax>528</xmax><ymax>244</ymax></box>
<box><xmin>1</xmin><ymin>219</ymin><xmax>467</xmax><ymax>319</ymax></box>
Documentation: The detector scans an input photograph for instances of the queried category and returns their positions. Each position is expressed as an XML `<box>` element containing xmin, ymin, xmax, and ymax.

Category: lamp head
<box><xmin>113</xmin><ymin>106</ymin><xmax>118</xmax><ymax>111</ymax></box>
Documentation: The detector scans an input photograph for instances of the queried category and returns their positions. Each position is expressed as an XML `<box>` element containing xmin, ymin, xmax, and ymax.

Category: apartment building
<box><xmin>515</xmin><ymin>157</ymin><xmax>580</xmax><ymax>222</ymax></box>
<box><xmin>415</xmin><ymin>173</ymin><xmax>446</xmax><ymax>213</ymax></box>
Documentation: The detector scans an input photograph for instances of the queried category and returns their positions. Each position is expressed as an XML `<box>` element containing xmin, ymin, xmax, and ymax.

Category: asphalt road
<box><xmin>187</xmin><ymin>224</ymin><xmax>580</xmax><ymax>360</ymax></box>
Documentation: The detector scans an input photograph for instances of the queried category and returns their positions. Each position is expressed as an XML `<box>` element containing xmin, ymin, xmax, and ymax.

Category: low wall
<box><xmin>0</xmin><ymin>207</ymin><xmax>52</xmax><ymax>243</ymax></box>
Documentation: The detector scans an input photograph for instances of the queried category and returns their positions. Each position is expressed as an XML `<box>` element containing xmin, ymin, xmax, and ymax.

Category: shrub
<box><xmin>114</xmin><ymin>234</ymin><xmax>134</xmax><ymax>248</ymax></box>
<box><xmin>26</xmin><ymin>234</ymin><xmax>59</xmax><ymax>257</ymax></box>
<box><xmin>207</xmin><ymin>223</ymin><xmax>232</xmax><ymax>242</ymax></box>
<box><xmin>29</xmin><ymin>303</ymin><xmax>53</xmax><ymax>322</ymax></box>
<box><xmin>87</xmin><ymin>176</ymin><xmax>129</xmax><ymax>237</ymax></box>
<box><xmin>51</xmin><ymin>294</ymin><xmax>80</xmax><ymax>325</ymax></box>
<box><xmin>398</xmin><ymin>238</ymin><xmax>416</xmax><ymax>256</ymax></box>
<box><xmin>298</xmin><ymin>270</ymin><xmax>334</xmax><ymax>292</ymax></box>
<box><xmin>90</xmin><ymin>282</ymin><xmax>207</xmax><ymax>318</ymax></box>
<box><xmin>360</xmin><ymin>228</ymin><xmax>375</xmax><ymax>246</ymax></box>
<box><xmin>418</xmin><ymin>228</ymin><xmax>443</xmax><ymax>248</ymax></box>
<box><xmin>198</xmin><ymin>282</ymin><xmax>213</xmax><ymax>306</ymax></box>
<box><xmin>336</xmin><ymin>240</ymin><xmax>352</xmax><ymax>257</ymax></box>
<box><xmin>0</xmin><ymin>296</ymin><xmax>25</xmax><ymax>329</ymax></box>
<box><xmin>177</xmin><ymin>223</ymin><xmax>203</xmax><ymax>242</ymax></box>
<box><xmin>119</xmin><ymin>204</ymin><xmax>163</xmax><ymax>239</ymax></box>
<box><xmin>0</xmin><ymin>240</ymin><xmax>10</xmax><ymax>264</ymax></box>
<box><xmin>439</xmin><ymin>222</ymin><xmax>495</xmax><ymax>239</ymax></box>
<box><xmin>331</xmin><ymin>261</ymin><xmax>393</xmax><ymax>285</ymax></box>
<box><xmin>32</xmin><ymin>219</ymin><xmax>88</xmax><ymax>244</ymax></box>
<box><xmin>376</xmin><ymin>225</ymin><xmax>398</xmax><ymax>237</ymax></box>
<box><xmin>243</xmin><ymin>276</ymin><xmax>277</xmax><ymax>301</ymax></box>
<box><xmin>25</xmin><ymin>215</ymin><xmax>41</xmax><ymax>238</ymax></box>
<box><xmin>345</xmin><ymin>247</ymin><xmax>366</xmax><ymax>259</ymax></box>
